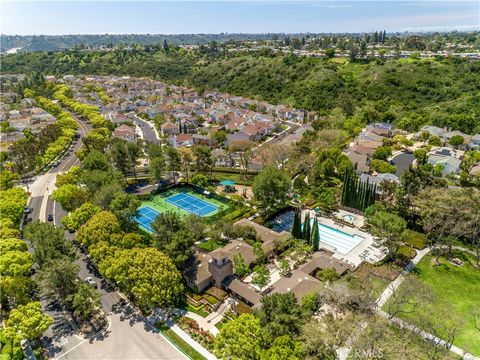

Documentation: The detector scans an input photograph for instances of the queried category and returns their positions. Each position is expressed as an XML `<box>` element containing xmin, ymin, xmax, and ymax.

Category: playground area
<box><xmin>135</xmin><ymin>187</ymin><xmax>229</xmax><ymax>233</ymax></box>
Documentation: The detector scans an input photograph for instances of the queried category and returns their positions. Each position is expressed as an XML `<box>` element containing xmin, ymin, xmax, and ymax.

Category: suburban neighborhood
<box><xmin>0</xmin><ymin>16</ymin><xmax>479</xmax><ymax>360</ymax></box>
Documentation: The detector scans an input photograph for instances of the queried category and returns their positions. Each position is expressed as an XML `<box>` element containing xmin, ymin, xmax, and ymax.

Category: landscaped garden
<box><xmin>155</xmin><ymin>321</ymin><xmax>206</xmax><ymax>360</ymax></box>
<box><xmin>384</xmin><ymin>251</ymin><xmax>480</xmax><ymax>356</ymax></box>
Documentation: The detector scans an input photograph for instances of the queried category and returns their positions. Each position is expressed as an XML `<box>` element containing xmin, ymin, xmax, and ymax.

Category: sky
<box><xmin>1</xmin><ymin>1</ymin><xmax>479</xmax><ymax>35</ymax></box>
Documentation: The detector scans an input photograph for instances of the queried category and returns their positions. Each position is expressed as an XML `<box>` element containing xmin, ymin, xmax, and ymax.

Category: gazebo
<box><xmin>220</xmin><ymin>179</ymin><xmax>236</xmax><ymax>193</ymax></box>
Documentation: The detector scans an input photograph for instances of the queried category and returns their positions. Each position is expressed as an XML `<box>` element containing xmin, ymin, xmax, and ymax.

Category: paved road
<box><xmin>132</xmin><ymin>114</ymin><xmax>161</xmax><ymax>144</ymax></box>
<box><xmin>26</xmin><ymin>110</ymin><xmax>185</xmax><ymax>360</ymax></box>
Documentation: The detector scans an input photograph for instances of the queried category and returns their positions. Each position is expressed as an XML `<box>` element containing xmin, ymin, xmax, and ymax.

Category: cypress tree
<box><xmin>302</xmin><ymin>214</ymin><xmax>311</xmax><ymax>242</ymax></box>
<box><xmin>178</xmin><ymin>121</ymin><xmax>182</xmax><ymax>134</ymax></box>
<box><xmin>291</xmin><ymin>208</ymin><xmax>302</xmax><ymax>239</ymax></box>
<box><xmin>183</xmin><ymin>123</ymin><xmax>188</xmax><ymax>134</ymax></box>
<box><xmin>311</xmin><ymin>217</ymin><xmax>320</xmax><ymax>251</ymax></box>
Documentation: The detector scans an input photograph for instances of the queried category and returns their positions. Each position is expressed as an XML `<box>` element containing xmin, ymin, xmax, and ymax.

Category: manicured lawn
<box><xmin>156</xmin><ymin>322</ymin><xmax>206</xmax><ymax>360</ymax></box>
<box><xmin>187</xmin><ymin>303</ymin><xmax>209</xmax><ymax>317</ymax></box>
<box><xmin>384</xmin><ymin>252</ymin><xmax>480</xmax><ymax>356</ymax></box>
<box><xmin>210</xmin><ymin>170</ymin><xmax>255</xmax><ymax>186</ymax></box>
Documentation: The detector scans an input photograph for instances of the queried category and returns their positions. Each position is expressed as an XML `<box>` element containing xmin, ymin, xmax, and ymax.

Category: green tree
<box><xmin>191</xmin><ymin>173</ymin><xmax>209</xmax><ymax>188</ymax></box>
<box><xmin>0</xmin><ymin>251</ymin><xmax>33</xmax><ymax>277</ymax></box>
<box><xmin>448</xmin><ymin>135</ymin><xmax>464</xmax><ymax>148</ymax></box>
<box><xmin>24</xmin><ymin>222</ymin><xmax>75</xmax><ymax>267</ymax></box>
<box><xmin>373</xmin><ymin>146</ymin><xmax>392</xmax><ymax>161</ymax></box>
<box><xmin>192</xmin><ymin>145</ymin><xmax>213</xmax><ymax>176</ymax></box>
<box><xmin>4</xmin><ymin>302</ymin><xmax>52</xmax><ymax>340</ymax></box>
<box><xmin>0</xmin><ymin>187</ymin><xmax>29</xmax><ymax>224</ymax></box>
<box><xmin>1</xmin><ymin>274</ymin><xmax>31</xmax><ymax>309</ymax></box>
<box><xmin>109</xmin><ymin>192</ymin><xmax>140</xmax><ymax>229</ymax></box>
<box><xmin>82</xmin><ymin>149</ymin><xmax>111</xmax><ymax>171</ymax></box>
<box><xmin>55</xmin><ymin>165</ymin><xmax>81</xmax><ymax>187</ymax></box>
<box><xmin>324</xmin><ymin>48</ymin><xmax>335</xmax><ymax>58</ymax></box>
<box><xmin>93</xmin><ymin>182</ymin><xmax>123</xmax><ymax>209</ymax></box>
<box><xmin>311</xmin><ymin>217</ymin><xmax>320</xmax><ymax>251</ymax></box>
<box><xmin>149</xmin><ymin>156</ymin><xmax>165</xmax><ymax>181</ymax></box>
<box><xmin>253</xmin><ymin>242</ymin><xmax>266</xmax><ymax>264</ymax></box>
<box><xmin>0</xmin><ymin>170</ymin><xmax>19</xmax><ymax>190</ymax></box>
<box><xmin>215</xmin><ymin>314</ymin><xmax>265</xmax><ymax>360</ymax></box>
<box><xmin>279</xmin><ymin>258</ymin><xmax>290</xmax><ymax>276</ymax></box>
<box><xmin>291</xmin><ymin>208</ymin><xmax>303</xmax><ymax>239</ymax></box>
<box><xmin>366</xmin><ymin>210</ymin><xmax>407</xmax><ymax>260</ymax></box>
<box><xmin>0</xmin><ymin>238</ymin><xmax>27</xmax><ymax>253</ymax></box>
<box><xmin>76</xmin><ymin>211</ymin><xmax>122</xmax><ymax>248</ymax></box>
<box><xmin>35</xmin><ymin>257</ymin><xmax>79</xmax><ymax>306</ymax></box>
<box><xmin>302</xmin><ymin>215</ymin><xmax>311</xmax><ymax>243</ymax></box>
<box><xmin>251</xmin><ymin>264</ymin><xmax>270</xmax><ymax>290</ymax></box>
<box><xmin>261</xmin><ymin>335</ymin><xmax>302</xmax><ymax>360</ymax></box>
<box><xmin>233</xmin><ymin>254</ymin><xmax>250</xmax><ymax>277</ymax></box>
<box><xmin>314</xmin><ymin>186</ymin><xmax>337</xmax><ymax>213</ymax></box>
<box><xmin>413</xmin><ymin>148</ymin><xmax>428</xmax><ymax>165</ymax></box>
<box><xmin>70</xmin><ymin>283</ymin><xmax>102</xmax><ymax>320</ymax></box>
<box><xmin>51</xmin><ymin>184</ymin><xmax>88</xmax><ymax>212</ymax></box>
<box><xmin>253</xmin><ymin>167</ymin><xmax>290</xmax><ymax>211</ymax></box>
<box><xmin>428</xmin><ymin>135</ymin><xmax>442</xmax><ymax>146</ymax></box>
<box><xmin>61</xmin><ymin>202</ymin><xmax>101</xmax><ymax>231</ymax></box>
<box><xmin>370</xmin><ymin>159</ymin><xmax>397</xmax><ymax>174</ymax></box>
<box><xmin>99</xmin><ymin>248</ymin><xmax>184</xmax><ymax>309</ymax></box>
<box><xmin>152</xmin><ymin>211</ymin><xmax>195</xmax><ymax>269</ymax></box>
<box><xmin>165</xmin><ymin>146</ymin><xmax>181</xmax><ymax>185</ymax></box>
<box><xmin>256</xmin><ymin>293</ymin><xmax>305</xmax><ymax>343</ymax></box>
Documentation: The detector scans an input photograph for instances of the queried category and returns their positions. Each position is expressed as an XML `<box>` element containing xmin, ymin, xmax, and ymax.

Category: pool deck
<box><xmin>302</xmin><ymin>210</ymin><xmax>387</xmax><ymax>268</ymax></box>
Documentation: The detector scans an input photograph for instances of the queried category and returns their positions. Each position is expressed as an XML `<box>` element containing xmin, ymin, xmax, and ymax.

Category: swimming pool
<box><xmin>312</xmin><ymin>219</ymin><xmax>364</xmax><ymax>254</ymax></box>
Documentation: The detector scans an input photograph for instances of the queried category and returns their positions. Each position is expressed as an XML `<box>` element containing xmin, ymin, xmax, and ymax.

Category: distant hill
<box><xmin>0</xmin><ymin>33</ymin><xmax>291</xmax><ymax>53</ymax></box>
<box><xmin>2</xmin><ymin>47</ymin><xmax>479</xmax><ymax>135</ymax></box>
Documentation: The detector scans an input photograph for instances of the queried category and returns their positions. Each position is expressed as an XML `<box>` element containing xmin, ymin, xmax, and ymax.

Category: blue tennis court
<box><xmin>135</xmin><ymin>206</ymin><xmax>160</xmax><ymax>233</ymax></box>
<box><xmin>165</xmin><ymin>193</ymin><xmax>218</xmax><ymax>217</ymax></box>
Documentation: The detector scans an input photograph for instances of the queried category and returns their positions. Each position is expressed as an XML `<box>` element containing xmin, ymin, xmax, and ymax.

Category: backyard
<box><xmin>384</xmin><ymin>251</ymin><xmax>480</xmax><ymax>356</ymax></box>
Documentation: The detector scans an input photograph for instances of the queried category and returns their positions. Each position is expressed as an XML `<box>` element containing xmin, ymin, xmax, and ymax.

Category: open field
<box><xmin>385</xmin><ymin>252</ymin><xmax>480</xmax><ymax>356</ymax></box>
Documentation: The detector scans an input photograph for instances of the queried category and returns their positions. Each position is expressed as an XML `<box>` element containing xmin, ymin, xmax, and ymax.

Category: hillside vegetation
<box><xmin>2</xmin><ymin>49</ymin><xmax>479</xmax><ymax>133</ymax></box>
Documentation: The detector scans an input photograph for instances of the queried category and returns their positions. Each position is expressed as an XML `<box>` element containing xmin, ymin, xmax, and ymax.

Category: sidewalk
<box><xmin>150</xmin><ymin>309</ymin><xmax>218</xmax><ymax>360</ymax></box>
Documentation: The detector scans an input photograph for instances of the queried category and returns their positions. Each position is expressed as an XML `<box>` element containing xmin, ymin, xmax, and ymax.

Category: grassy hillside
<box><xmin>2</xmin><ymin>49</ymin><xmax>479</xmax><ymax>133</ymax></box>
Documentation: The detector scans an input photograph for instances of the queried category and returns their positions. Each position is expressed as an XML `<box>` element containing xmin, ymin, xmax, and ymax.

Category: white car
<box><xmin>84</xmin><ymin>277</ymin><xmax>98</xmax><ymax>288</ymax></box>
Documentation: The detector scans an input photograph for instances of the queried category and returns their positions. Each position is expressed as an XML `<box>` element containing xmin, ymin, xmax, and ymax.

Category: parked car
<box><xmin>24</xmin><ymin>206</ymin><xmax>31</xmax><ymax>214</ymax></box>
<box><xmin>84</xmin><ymin>277</ymin><xmax>97</xmax><ymax>288</ymax></box>
<box><xmin>47</xmin><ymin>214</ymin><xmax>54</xmax><ymax>222</ymax></box>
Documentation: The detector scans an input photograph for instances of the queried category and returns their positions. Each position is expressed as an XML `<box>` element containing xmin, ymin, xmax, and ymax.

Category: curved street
<box><xmin>24</xmin><ymin>111</ymin><xmax>186</xmax><ymax>360</ymax></box>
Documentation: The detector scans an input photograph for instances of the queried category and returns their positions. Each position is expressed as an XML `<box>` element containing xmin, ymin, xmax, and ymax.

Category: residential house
<box><xmin>419</xmin><ymin>125</ymin><xmax>445</xmax><ymax>138</ymax></box>
<box><xmin>112</xmin><ymin>124</ymin><xmax>136</xmax><ymax>142</ymax></box>
<box><xmin>161</xmin><ymin>121</ymin><xmax>180</xmax><ymax>136</ymax></box>
<box><xmin>359</xmin><ymin>173</ymin><xmax>399</xmax><ymax>194</ymax></box>
<box><xmin>184</xmin><ymin>240</ymin><xmax>257</xmax><ymax>293</ymax></box>
<box><xmin>442</xmin><ymin>130</ymin><xmax>471</xmax><ymax>148</ymax></box>
<box><xmin>234</xmin><ymin>219</ymin><xmax>290</xmax><ymax>257</ymax></box>
<box><xmin>168</xmin><ymin>134</ymin><xmax>194</xmax><ymax>148</ymax></box>
<box><xmin>469</xmin><ymin>134</ymin><xmax>480</xmax><ymax>150</ymax></box>
<box><xmin>212</xmin><ymin>149</ymin><xmax>233</xmax><ymax>167</ymax></box>
<box><xmin>427</xmin><ymin>147</ymin><xmax>463</xmax><ymax>177</ymax></box>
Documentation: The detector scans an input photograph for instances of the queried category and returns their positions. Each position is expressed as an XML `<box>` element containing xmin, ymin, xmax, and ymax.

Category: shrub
<box><xmin>404</xmin><ymin>229</ymin><xmax>427</xmax><ymax>249</ymax></box>
<box><xmin>315</xmin><ymin>268</ymin><xmax>340</xmax><ymax>282</ymax></box>
<box><xmin>395</xmin><ymin>245</ymin><xmax>417</xmax><ymax>264</ymax></box>
<box><xmin>206</xmin><ymin>287</ymin><xmax>227</xmax><ymax>300</ymax></box>
<box><xmin>235</xmin><ymin>300</ymin><xmax>253</xmax><ymax>315</ymax></box>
